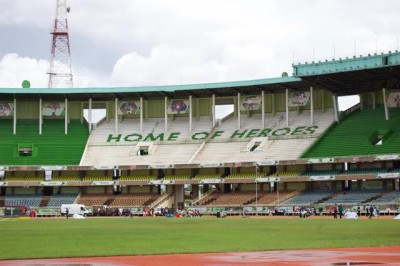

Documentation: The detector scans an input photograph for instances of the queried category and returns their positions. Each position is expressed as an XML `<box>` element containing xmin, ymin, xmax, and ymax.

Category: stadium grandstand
<box><xmin>0</xmin><ymin>50</ymin><xmax>400</xmax><ymax>217</ymax></box>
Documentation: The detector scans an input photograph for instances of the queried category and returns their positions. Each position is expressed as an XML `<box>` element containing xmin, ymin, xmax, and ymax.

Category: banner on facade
<box><xmin>307</xmin><ymin>158</ymin><xmax>335</xmax><ymax>164</ymax></box>
<box><xmin>0</xmin><ymin>103</ymin><xmax>14</xmax><ymax>116</ymax></box>
<box><xmin>118</xmin><ymin>101</ymin><xmax>140</xmax><ymax>115</ymax></box>
<box><xmin>148</xmin><ymin>164</ymin><xmax>174</xmax><ymax>169</ymax></box>
<box><xmin>91</xmin><ymin>181</ymin><xmax>118</xmax><ymax>186</ymax></box>
<box><xmin>255</xmin><ymin>160</ymin><xmax>278</xmax><ymax>166</ymax></box>
<box><xmin>376</xmin><ymin>173</ymin><xmax>400</xmax><ymax>179</ymax></box>
<box><xmin>42</xmin><ymin>102</ymin><xmax>65</xmax><ymax>116</ymax></box>
<box><xmin>288</xmin><ymin>91</ymin><xmax>310</xmax><ymax>107</ymax></box>
<box><xmin>375</xmin><ymin>154</ymin><xmax>400</xmax><ymax>160</ymax></box>
<box><xmin>308</xmin><ymin>175</ymin><xmax>335</xmax><ymax>181</ymax></box>
<box><xmin>148</xmin><ymin>180</ymin><xmax>175</xmax><ymax>185</ymax></box>
<box><xmin>240</xmin><ymin>96</ymin><xmax>262</xmax><ymax>111</ymax></box>
<box><xmin>199</xmin><ymin>162</ymin><xmax>224</xmax><ymax>168</ymax></box>
<box><xmin>199</xmin><ymin>179</ymin><xmax>224</xmax><ymax>184</ymax></box>
<box><xmin>39</xmin><ymin>181</ymin><xmax>66</xmax><ymax>186</ymax></box>
<box><xmin>167</xmin><ymin>99</ymin><xmax>189</xmax><ymax>114</ymax></box>
<box><xmin>255</xmin><ymin>177</ymin><xmax>280</xmax><ymax>183</ymax></box>
<box><xmin>386</xmin><ymin>92</ymin><xmax>400</xmax><ymax>108</ymax></box>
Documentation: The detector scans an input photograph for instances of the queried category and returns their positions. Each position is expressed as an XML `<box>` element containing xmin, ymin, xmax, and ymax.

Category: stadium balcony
<box><xmin>268</xmin><ymin>170</ymin><xmax>302</xmax><ymax>177</ymax></box>
<box><xmin>51</xmin><ymin>175</ymin><xmax>81</xmax><ymax>181</ymax></box>
<box><xmin>192</xmin><ymin>173</ymin><xmax>222</xmax><ymax>180</ymax></box>
<box><xmin>119</xmin><ymin>175</ymin><xmax>156</xmax><ymax>181</ymax></box>
<box><xmin>343</xmin><ymin>168</ymin><xmax>390</xmax><ymax>175</ymax></box>
<box><xmin>225</xmin><ymin>172</ymin><xmax>264</xmax><ymax>179</ymax></box>
<box><xmin>163</xmin><ymin>174</ymin><xmax>191</xmax><ymax>180</ymax></box>
<box><xmin>5</xmin><ymin>174</ymin><xmax>44</xmax><ymax>182</ymax></box>
<box><xmin>300</xmin><ymin>169</ymin><xmax>342</xmax><ymax>176</ymax></box>
<box><xmin>84</xmin><ymin>175</ymin><xmax>112</xmax><ymax>181</ymax></box>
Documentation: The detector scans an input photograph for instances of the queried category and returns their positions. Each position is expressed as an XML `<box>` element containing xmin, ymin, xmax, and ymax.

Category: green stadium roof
<box><xmin>0</xmin><ymin>50</ymin><xmax>399</xmax><ymax>100</ymax></box>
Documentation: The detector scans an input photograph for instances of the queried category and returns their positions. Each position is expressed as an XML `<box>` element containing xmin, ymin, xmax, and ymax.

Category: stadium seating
<box><xmin>4</xmin><ymin>195</ymin><xmax>42</xmax><ymax>208</ymax></box>
<box><xmin>323</xmin><ymin>189</ymin><xmax>383</xmax><ymax>205</ymax></box>
<box><xmin>303</xmin><ymin>108</ymin><xmax>400</xmax><ymax>157</ymax></box>
<box><xmin>47</xmin><ymin>194</ymin><xmax>78</xmax><ymax>207</ymax></box>
<box><xmin>368</xmin><ymin>190</ymin><xmax>400</xmax><ymax>204</ymax></box>
<box><xmin>256</xmin><ymin>191</ymin><xmax>296</xmax><ymax>205</ymax></box>
<box><xmin>280</xmin><ymin>190</ymin><xmax>334</xmax><ymax>205</ymax></box>
<box><xmin>108</xmin><ymin>193</ymin><xmax>159</xmax><ymax>207</ymax></box>
<box><xmin>0</xmin><ymin>119</ymin><xmax>88</xmax><ymax>165</ymax></box>
<box><xmin>80</xmin><ymin>109</ymin><xmax>334</xmax><ymax>166</ymax></box>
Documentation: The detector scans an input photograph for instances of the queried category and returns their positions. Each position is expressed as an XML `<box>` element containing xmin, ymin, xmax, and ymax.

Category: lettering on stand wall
<box><xmin>106</xmin><ymin>125</ymin><xmax>319</xmax><ymax>143</ymax></box>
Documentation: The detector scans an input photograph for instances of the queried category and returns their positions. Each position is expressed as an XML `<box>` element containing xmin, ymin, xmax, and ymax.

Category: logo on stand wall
<box><xmin>288</xmin><ymin>91</ymin><xmax>310</xmax><ymax>107</ymax></box>
<box><xmin>386</xmin><ymin>92</ymin><xmax>400</xmax><ymax>108</ymax></box>
<box><xmin>0</xmin><ymin>103</ymin><xmax>14</xmax><ymax>116</ymax></box>
<box><xmin>42</xmin><ymin>102</ymin><xmax>65</xmax><ymax>116</ymax></box>
<box><xmin>240</xmin><ymin>96</ymin><xmax>262</xmax><ymax>111</ymax></box>
<box><xmin>118</xmin><ymin>101</ymin><xmax>140</xmax><ymax>115</ymax></box>
<box><xmin>167</xmin><ymin>100</ymin><xmax>189</xmax><ymax>114</ymax></box>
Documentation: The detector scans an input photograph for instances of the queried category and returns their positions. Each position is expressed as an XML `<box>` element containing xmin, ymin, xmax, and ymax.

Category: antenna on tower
<box><xmin>48</xmin><ymin>0</ymin><xmax>73</xmax><ymax>88</ymax></box>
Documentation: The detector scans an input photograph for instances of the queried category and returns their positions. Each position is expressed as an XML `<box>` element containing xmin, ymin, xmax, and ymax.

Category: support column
<box><xmin>261</xmin><ymin>91</ymin><xmax>265</xmax><ymax>128</ymax></box>
<box><xmin>145</xmin><ymin>100</ymin><xmax>149</xmax><ymax>122</ymax></box>
<box><xmin>165</xmin><ymin>96</ymin><xmax>168</xmax><ymax>132</ymax></box>
<box><xmin>359</xmin><ymin>93</ymin><xmax>363</xmax><ymax>110</ymax></box>
<box><xmin>65</xmin><ymin>98</ymin><xmax>68</xmax><ymax>134</ymax></box>
<box><xmin>332</xmin><ymin>95</ymin><xmax>339</xmax><ymax>122</ymax></box>
<box><xmin>39</xmin><ymin>98</ymin><xmax>42</xmax><ymax>135</ymax></box>
<box><xmin>271</xmin><ymin>94</ymin><xmax>275</xmax><ymax>116</ymax></box>
<box><xmin>189</xmin><ymin>95</ymin><xmax>192</xmax><ymax>132</ymax></box>
<box><xmin>285</xmin><ymin>89</ymin><xmax>289</xmax><ymax>126</ymax></box>
<box><xmin>88</xmin><ymin>98</ymin><xmax>92</xmax><ymax>133</ymax></box>
<box><xmin>212</xmin><ymin>94</ymin><xmax>215</xmax><ymax>127</ymax></box>
<box><xmin>321</xmin><ymin>89</ymin><xmax>325</xmax><ymax>113</ymax></box>
<box><xmin>13</xmin><ymin>98</ymin><xmax>16</xmax><ymax>135</ymax></box>
<box><xmin>196</xmin><ymin>98</ymin><xmax>200</xmax><ymax>120</ymax></box>
<box><xmin>371</xmin><ymin>92</ymin><xmax>376</xmax><ymax>110</ymax></box>
<box><xmin>140</xmin><ymin>97</ymin><xmax>143</xmax><ymax>133</ymax></box>
<box><xmin>115</xmin><ymin>98</ymin><xmax>118</xmax><ymax>133</ymax></box>
<box><xmin>383</xmin><ymin>88</ymin><xmax>389</xmax><ymax>120</ymax></box>
<box><xmin>237</xmin><ymin>92</ymin><xmax>241</xmax><ymax>129</ymax></box>
<box><xmin>310</xmin><ymin>86</ymin><xmax>314</xmax><ymax>125</ymax></box>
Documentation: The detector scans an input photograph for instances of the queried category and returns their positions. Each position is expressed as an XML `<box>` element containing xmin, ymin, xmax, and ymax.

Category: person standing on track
<box><xmin>333</xmin><ymin>203</ymin><xmax>338</xmax><ymax>219</ymax></box>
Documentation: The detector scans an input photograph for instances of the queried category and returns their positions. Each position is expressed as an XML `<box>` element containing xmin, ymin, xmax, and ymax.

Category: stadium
<box><xmin>1</xmin><ymin>50</ymin><xmax>400</xmax><ymax>265</ymax></box>
<box><xmin>1</xmin><ymin>1</ymin><xmax>400</xmax><ymax>265</ymax></box>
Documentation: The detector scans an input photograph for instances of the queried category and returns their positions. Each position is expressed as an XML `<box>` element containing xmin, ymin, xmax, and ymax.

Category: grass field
<box><xmin>1</xmin><ymin>217</ymin><xmax>399</xmax><ymax>260</ymax></box>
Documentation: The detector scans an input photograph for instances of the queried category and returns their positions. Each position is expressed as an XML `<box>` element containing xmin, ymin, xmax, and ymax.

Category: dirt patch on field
<box><xmin>1</xmin><ymin>246</ymin><xmax>399</xmax><ymax>266</ymax></box>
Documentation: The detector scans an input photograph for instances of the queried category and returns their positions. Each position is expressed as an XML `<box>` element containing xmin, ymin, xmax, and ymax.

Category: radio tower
<box><xmin>48</xmin><ymin>0</ymin><xmax>73</xmax><ymax>88</ymax></box>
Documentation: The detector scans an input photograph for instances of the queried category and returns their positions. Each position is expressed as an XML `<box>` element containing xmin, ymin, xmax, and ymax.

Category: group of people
<box><xmin>332</xmin><ymin>204</ymin><xmax>345</xmax><ymax>219</ymax></box>
<box><xmin>333</xmin><ymin>204</ymin><xmax>379</xmax><ymax>219</ymax></box>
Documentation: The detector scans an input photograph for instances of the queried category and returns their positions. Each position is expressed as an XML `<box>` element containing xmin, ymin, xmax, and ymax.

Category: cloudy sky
<box><xmin>1</xmin><ymin>0</ymin><xmax>399</xmax><ymax>110</ymax></box>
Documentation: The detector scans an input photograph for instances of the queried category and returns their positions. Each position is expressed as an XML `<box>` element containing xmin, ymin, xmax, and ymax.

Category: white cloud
<box><xmin>1</xmin><ymin>0</ymin><xmax>399</xmax><ymax>94</ymax></box>
<box><xmin>0</xmin><ymin>53</ymin><xmax>48</xmax><ymax>88</ymax></box>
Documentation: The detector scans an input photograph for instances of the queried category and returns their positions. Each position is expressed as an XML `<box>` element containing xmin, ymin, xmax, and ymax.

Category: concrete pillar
<box><xmin>39</xmin><ymin>98</ymin><xmax>42</xmax><ymax>135</ymax></box>
<box><xmin>65</xmin><ymin>98</ymin><xmax>68</xmax><ymax>134</ymax></box>
<box><xmin>383</xmin><ymin>88</ymin><xmax>389</xmax><ymax>120</ymax></box>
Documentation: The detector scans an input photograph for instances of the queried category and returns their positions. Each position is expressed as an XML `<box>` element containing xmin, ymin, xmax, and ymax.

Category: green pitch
<box><xmin>1</xmin><ymin>217</ymin><xmax>399</xmax><ymax>259</ymax></box>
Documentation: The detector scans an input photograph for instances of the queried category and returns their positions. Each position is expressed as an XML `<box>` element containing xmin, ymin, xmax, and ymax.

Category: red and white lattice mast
<box><xmin>48</xmin><ymin>0</ymin><xmax>73</xmax><ymax>88</ymax></box>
